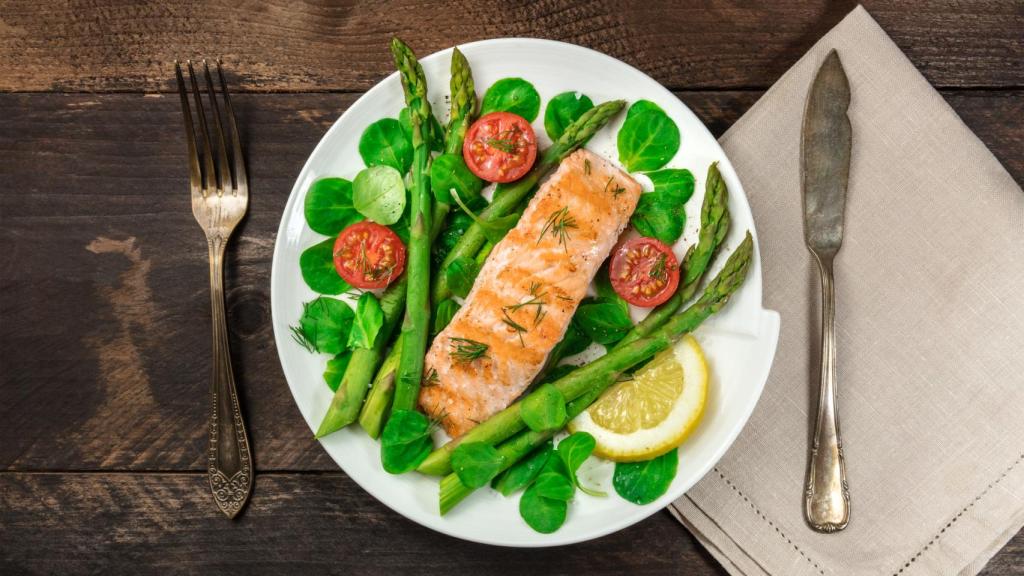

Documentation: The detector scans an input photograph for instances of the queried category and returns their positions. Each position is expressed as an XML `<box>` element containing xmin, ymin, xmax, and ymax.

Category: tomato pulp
<box><xmin>609</xmin><ymin>237</ymin><xmax>680</xmax><ymax>308</ymax></box>
<box><xmin>332</xmin><ymin>221</ymin><xmax>406</xmax><ymax>289</ymax></box>
<box><xmin>463</xmin><ymin>111</ymin><xmax>537</xmax><ymax>183</ymax></box>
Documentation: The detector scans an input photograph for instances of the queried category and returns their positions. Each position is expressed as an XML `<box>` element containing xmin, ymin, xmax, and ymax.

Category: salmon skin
<box><xmin>420</xmin><ymin>149</ymin><xmax>642</xmax><ymax>438</ymax></box>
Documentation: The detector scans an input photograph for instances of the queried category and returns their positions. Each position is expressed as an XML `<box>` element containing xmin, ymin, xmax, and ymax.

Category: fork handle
<box><xmin>805</xmin><ymin>254</ymin><xmax>850</xmax><ymax>532</ymax></box>
<box><xmin>206</xmin><ymin>235</ymin><xmax>253</xmax><ymax>518</ymax></box>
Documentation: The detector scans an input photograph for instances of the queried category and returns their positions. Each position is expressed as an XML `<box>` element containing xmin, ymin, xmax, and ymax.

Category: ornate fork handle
<box><xmin>206</xmin><ymin>234</ymin><xmax>253</xmax><ymax>519</ymax></box>
<box><xmin>805</xmin><ymin>254</ymin><xmax>850</xmax><ymax>532</ymax></box>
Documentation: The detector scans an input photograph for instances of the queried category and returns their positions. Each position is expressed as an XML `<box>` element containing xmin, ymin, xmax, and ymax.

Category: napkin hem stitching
<box><xmin>714</xmin><ymin>467</ymin><xmax>827</xmax><ymax>575</ymax></box>
<box><xmin>890</xmin><ymin>452</ymin><xmax>1024</xmax><ymax>576</ymax></box>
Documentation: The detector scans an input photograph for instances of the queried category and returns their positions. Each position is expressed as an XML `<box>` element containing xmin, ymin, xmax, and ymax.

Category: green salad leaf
<box><xmin>399</xmin><ymin>106</ymin><xmax>444</xmax><ymax>153</ymax></box>
<box><xmin>519</xmin><ymin>483</ymin><xmax>568</xmax><ymax>534</ymax></box>
<box><xmin>625</xmin><ymin>99</ymin><xmax>664</xmax><ymax>119</ymax></box>
<box><xmin>323</xmin><ymin>351</ymin><xmax>352</xmax><ymax>392</ymax></box>
<box><xmin>292</xmin><ymin>297</ymin><xmax>354</xmax><ymax>355</ymax></box>
<box><xmin>353</xmin><ymin>165</ymin><xmax>406</xmax><ymax>225</ymax></box>
<box><xmin>304</xmin><ymin>178</ymin><xmax>362</xmax><ymax>235</ymax></box>
<box><xmin>299</xmin><ymin>238</ymin><xmax>350</xmax><ymax>295</ymax></box>
<box><xmin>480</xmin><ymin>77</ymin><xmax>541</xmax><ymax>122</ymax></box>
<box><xmin>521</xmin><ymin>383</ymin><xmax>567</xmax><ymax>432</ymax></box>
<box><xmin>430</xmin><ymin>153</ymin><xmax>483</xmax><ymax>205</ymax></box>
<box><xmin>646</xmin><ymin>168</ymin><xmax>697</xmax><ymax>201</ymax></box>
<box><xmin>492</xmin><ymin>440</ymin><xmax>554</xmax><ymax>496</ymax></box>
<box><xmin>550</xmin><ymin>321</ymin><xmax>592</xmax><ymax>363</ymax></box>
<box><xmin>433</xmin><ymin>211</ymin><xmax>473</xmax><ymax>267</ymax></box>
<box><xmin>358</xmin><ymin>117</ymin><xmax>412</xmax><ymax>173</ymax></box>
<box><xmin>617</xmin><ymin>100</ymin><xmax>680</xmax><ymax>172</ymax></box>
<box><xmin>612</xmin><ymin>448</ymin><xmax>679</xmax><ymax>505</ymax></box>
<box><xmin>449</xmin><ymin>188</ymin><xmax>519</xmax><ymax>244</ymax></box>
<box><xmin>544</xmin><ymin>91</ymin><xmax>594</xmax><ymax>140</ymax></box>
<box><xmin>595</xmin><ymin>264</ymin><xmax>629</xmax><ymax>315</ymax></box>
<box><xmin>532</xmin><ymin>458</ymin><xmax>575</xmax><ymax>501</ymax></box>
<box><xmin>380</xmin><ymin>409</ymin><xmax>433</xmax><ymax>474</ymax></box>
<box><xmin>451</xmin><ymin>442</ymin><xmax>506</xmax><ymax>489</ymax></box>
<box><xmin>445</xmin><ymin>255</ymin><xmax>479</xmax><ymax>299</ymax></box>
<box><xmin>432</xmin><ymin>298</ymin><xmax>461</xmax><ymax>336</ymax></box>
<box><xmin>557</xmin><ymin>431</ymin><xmax>605</xmax><ymax>497</ymax></box>
<box><xmin>632</xmin><ymin>169</ymin><xmax>695</xmax><ymax>244</ymax></box>
<box><xmin>347</xmin><ymin>292</ymin><xmax>384</xmax><ymax>349</ymax></box>
<box><xmin>573</xmin><ymin>297</ymin><xmax>633</xmax><ymax>346</ymax></box>
<box><xmin>515</xmin><ymin>432</ymin><xmax>607</xmax><ymax>534</ymax></box>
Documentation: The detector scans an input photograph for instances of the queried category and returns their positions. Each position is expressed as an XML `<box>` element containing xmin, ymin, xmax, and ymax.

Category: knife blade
<box><xmin>802</xmin><ymin>50</ymin><xmax>852</xmax><ymax>254</ymax></box>
<box><xmin>801</xmin><ymin>49</ymin><xmax>853</xmax><ymax>533</ymax></box>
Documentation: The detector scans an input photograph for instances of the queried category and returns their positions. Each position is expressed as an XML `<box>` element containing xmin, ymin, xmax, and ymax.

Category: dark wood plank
<box><xmin>1</xmin><ymin>472</ymin><xmax>1021</xmax><ymax>574</ymax></box>
<box><xmin>0</xmin><ymin>472</ymin><xmax>722</xmax><ymax>575</ymax></box>
<box><xmin>2</xmin><ymin>90</ymin><xmax>1021</xmax><ymax>472</ymax></box>
<box><xmin>0</xmin><ymin>0</ymin><xmax>1021</xmax><ymax>93</ymax></box>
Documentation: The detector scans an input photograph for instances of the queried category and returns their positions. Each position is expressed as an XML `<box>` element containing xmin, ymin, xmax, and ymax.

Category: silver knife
<box><xmin>801</xmin><ymin>49</ymin><xmax>852</xmax><ymax>533</ymax></box>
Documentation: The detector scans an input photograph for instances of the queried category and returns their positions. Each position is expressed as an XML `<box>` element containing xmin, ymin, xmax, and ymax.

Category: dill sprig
<box><xmin>290</xmin><ymin>324</ymin><xmax>317</xmax><ymax>353</ymax></box>
<box><xmin>501</xmin><ymin>309</ymin><xmax>528</xmax><ymax>347</ymax></box>
<box><xmin>422</xmin><ymin>367</ymin><xmax>440</xmax><ymax>388</ymax></box>
<box><xmin>603</xmin><ymin>175</ymin><xmax>626</xmax><ymax>197</ymax></box>
<box><xmin>485</xmin><ymin>126</ymin><xmax>524</xmax><ymax>154</ymax></box>
<box><xmin>450</xmin><ymin>337</ymin><xmax>490</xmax><ymax>364</ymax></box>
<box><xmin>537</xmin><ymin>207</ymin><xmax>577</xmax><ymax>251</ymax></box>
<box><xmin>504</xmin><ymin>282</ymin><xmax>548</xmax><ymax>326</ymax></box>
<box><xmin>650</xmin><ymin>253</ymin><xmax>669</xmax><ymax>281</ymax></box>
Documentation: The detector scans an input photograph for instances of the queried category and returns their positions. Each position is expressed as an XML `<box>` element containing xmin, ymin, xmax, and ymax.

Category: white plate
<box><xmin>271</xmin><ymin>38</ymin><xmax>780</xmax><ymax>547</ymax></box>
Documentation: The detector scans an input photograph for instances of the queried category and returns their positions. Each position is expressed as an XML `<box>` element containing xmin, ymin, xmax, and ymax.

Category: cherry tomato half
<box><xmin>333</xmin><ymin>221</ymin><xmax>406</xmax><ymax>289</ymax></box>
<box><xmin>463</xmin><ymin>111</ymin><xmax>537</xmax><ymax>183</ymax></box>
<box><xmin>609</xmin><ymin>237</ymin><xmax>680</xmax><ymax>308</ymax></box>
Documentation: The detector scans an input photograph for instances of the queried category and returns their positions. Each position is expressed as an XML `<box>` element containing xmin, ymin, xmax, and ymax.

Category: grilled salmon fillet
<box><xmin>420</xmin><ymin>149</ymin><xmax>642</xmax><ymax>437</ymax></box>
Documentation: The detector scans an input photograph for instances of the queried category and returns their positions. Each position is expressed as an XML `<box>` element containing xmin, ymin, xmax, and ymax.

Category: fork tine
<box><xmin>202</xmin><ymin>60</ymin><xmax>233</xmax><ymax>193</ymax></box>
<box><xmin>187</xmin><ymin>60</ymin><xmax>217</xmax><ymax>194</ymax></box>
<box><xmin>216</xmin><ymin>61</ymin><xmax>248</xmax><ymax>193</ymax></box>
<box><xmin>175</xmin><ymin>61</ymin><xmax>203</xmax><ymax>197</ymax></box>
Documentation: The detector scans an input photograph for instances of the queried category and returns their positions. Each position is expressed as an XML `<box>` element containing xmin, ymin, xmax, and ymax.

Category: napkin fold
<box><xmin>669</xmin><ymin>6</ymin><xmax>1024</xmax><ymax>576</ymax></box>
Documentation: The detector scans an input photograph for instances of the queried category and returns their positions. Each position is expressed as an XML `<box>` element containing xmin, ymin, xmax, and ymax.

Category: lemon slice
<box><xmin>568</xmin><ymin>335</ymin><xmax>708</xmax><ymax>462</ymax></box>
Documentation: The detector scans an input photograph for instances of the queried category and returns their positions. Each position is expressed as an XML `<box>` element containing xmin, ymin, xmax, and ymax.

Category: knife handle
<box><xmin>805</xmin><ymin>254</ymin><xmax>851</xmax><ymax>532</ymax></box>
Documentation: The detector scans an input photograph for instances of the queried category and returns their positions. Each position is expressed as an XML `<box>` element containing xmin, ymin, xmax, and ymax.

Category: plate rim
<box><xmin>270</xmin><ymin>36</ymin><xmax>780</xmax><ymax>547</ymax></box>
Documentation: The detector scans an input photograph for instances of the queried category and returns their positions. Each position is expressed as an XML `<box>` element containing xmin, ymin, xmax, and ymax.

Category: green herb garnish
<box><xmin>501</xmin><ymin>309</ymin><xmax>529</xmax><ymax>347</ymax></box>
<box><xmin>450</xmin><ymin>337</ymin><xmax>490</xmax><ymax>364</ymax></box>
<box><xmin>504</xmin><ymin>282</ymin><xmax>548</xmax><ymax>326</ymax></box>
<box><xmin>538</xmin><ymin>207</ymin><xmax>577</xmax><ymax>251</ymax></box>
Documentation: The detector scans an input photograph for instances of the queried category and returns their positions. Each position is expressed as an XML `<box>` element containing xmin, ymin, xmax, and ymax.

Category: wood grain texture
<box><xmin>2</xmin><ymin>91</ymin><xmax>1021</xmax><ymax>474</ymax></box>
<box><xmin>0</xmin><ymin>472</ymin><xmax>718</xmax><ymax>575</ymax></box>
<box><xmin>0</xmin><ymin>472</ymin><xmax>1021</xmax><ymax>575</ymax></box>
<box><xmin>0</xmin><ymin>0</ymin><xmax>1021</xmax><ymax>93</ymax></box>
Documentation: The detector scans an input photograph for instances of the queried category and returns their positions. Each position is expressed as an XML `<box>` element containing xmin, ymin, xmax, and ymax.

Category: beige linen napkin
<box><xmin>669</xmin><ymin>6</ymin><xmax>1024</xmax><ymax>576</ymax></box>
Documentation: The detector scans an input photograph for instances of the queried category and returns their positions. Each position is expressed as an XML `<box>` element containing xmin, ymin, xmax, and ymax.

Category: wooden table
<box><xmin>2</xmin><ymin>1</ymin><xmax>1021</xmax><ymax>573</ymax></box>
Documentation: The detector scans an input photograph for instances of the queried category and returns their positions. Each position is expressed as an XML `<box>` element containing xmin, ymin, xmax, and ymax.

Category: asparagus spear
<box><xmin>440</xmin><ymin>384</ymin><xmax>606</xmax><ymax>514</ymax></box>
<box><xmin>444</xmin><ymin>47</ymin><xmax>476</xmax><ymax>156</ymax></box>
<box><xmin>389</xmin><ymin>38</ymin><xmax>436</xmax><ymax>414</ymax></box>
<box><xmin>314</xmin><ymin>277</ymin><xmax>407</xmax><ymax>437</ymax></box>
<box><xmin>438</xmin><ymin>233</ymin><xmax>754</xmax><ymax>507</ymax></box>
<box><xmin>420</xmin><ymin>232</ymin><xmax>754</xmax><ymax>476</ymax></box>
<box><xmin>431</xmin><ymin>100</ymin><xmax>626</xmax><ymax>303</ymax></box>
<box><xmin>316</xmin><ymin>44</ymin><xmax>472</xmax><ymax>438</ymax></box>
<box><xmin>360</xmin><ymin>46</ymin><xmax>478</xmax><ymax>424</ymax></box>
<box><xmin>358</xmin><ymin>338</ymin><xmax>401</xmax><ymax>438</ymax></box>
<box><xmin>615</xmin><ymin>162</ymin><xmax>731</xmax><ymax>349</ymax></box>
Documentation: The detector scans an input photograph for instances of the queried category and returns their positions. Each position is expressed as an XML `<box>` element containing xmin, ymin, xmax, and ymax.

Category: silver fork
<box><xmin>176</xmin><ymin>60</ymin><xmax>253</xmax><ymax>519</ymax></box>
